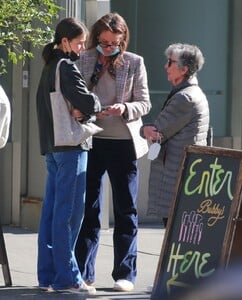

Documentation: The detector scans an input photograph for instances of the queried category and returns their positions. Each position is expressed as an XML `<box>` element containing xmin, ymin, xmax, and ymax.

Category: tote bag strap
<box><xmin>54</xmin><ymin>58</ymin><xmax>73</xmax><ymax>93</ymax></box>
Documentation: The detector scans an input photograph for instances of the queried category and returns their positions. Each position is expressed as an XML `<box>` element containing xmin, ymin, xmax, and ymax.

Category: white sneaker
<box><xmin>38</xmin><ymin>285</ymin><xmax>53</xmax><ymax>292</ymax></box>
<box><xmin>113</xmin><ymin>279</ymin><xmax>134</xmax><ymax>292</ymax></box>
<box><xmin>57</xmin><ymin>282</ymin><xmax>96</xmax><ymax>295</ymax></box>
<box><xmin>147</xmin><ymin>284</ymin><xmax>153</xmax><ymax>292</ymax></box>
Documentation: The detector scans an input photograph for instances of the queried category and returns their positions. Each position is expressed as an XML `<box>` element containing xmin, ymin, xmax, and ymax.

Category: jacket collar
<box><xmin>80</xmin><ymin>49</ymin><xmax>129</xmax><ymax>103</ymax></box>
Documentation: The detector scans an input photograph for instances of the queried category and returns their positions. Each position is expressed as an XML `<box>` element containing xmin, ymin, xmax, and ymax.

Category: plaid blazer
<box><xmin>76</xmin><ymin>49</ymin><xmax>151</xmax><ymax>159</ymax></box>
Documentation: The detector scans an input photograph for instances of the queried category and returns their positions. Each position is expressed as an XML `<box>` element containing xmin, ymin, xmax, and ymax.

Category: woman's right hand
<box><xmin>96</xmin><ymin>106</ymin><xmax>112</xmax><ymax>119</ymax></box>
<box><xmin>143</xmin><ymin>126</ymin><xmax>163</xmax><ymax>142</ymax></box>
<box><xmin>72</xmin><ymin>109</ymin><xmax>84</xmax><ymax>121</ymax></box>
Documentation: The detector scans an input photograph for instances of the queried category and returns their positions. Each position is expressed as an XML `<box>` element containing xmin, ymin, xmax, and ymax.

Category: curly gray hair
<box><xmin>165</xmin><ymin>43</ymin><xmax>205</xmax><ymax>78</ymax></box>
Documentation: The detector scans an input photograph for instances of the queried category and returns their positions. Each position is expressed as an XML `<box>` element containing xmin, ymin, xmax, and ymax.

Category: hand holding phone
<box><xmin>101</xmin><ymin>105</ymin><xmax>111</xmax><ymax>111</ymax></box>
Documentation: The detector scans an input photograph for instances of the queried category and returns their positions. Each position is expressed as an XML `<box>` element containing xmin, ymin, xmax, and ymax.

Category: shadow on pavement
<box><xmin>0</xmin><ymin>287</ymin><xmax>92</xmax><ymax>299</ymax></box>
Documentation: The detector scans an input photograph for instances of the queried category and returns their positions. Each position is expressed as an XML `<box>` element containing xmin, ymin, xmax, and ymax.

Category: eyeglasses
<box><xmin>98</xmin><ymin>41</ymin><xmax>120</xmax><ymax>49</ymax></box>
<box><xmin>167</xmin><ymin>58</ymin><xmax>178</xmax><ymax>67</ymax></box>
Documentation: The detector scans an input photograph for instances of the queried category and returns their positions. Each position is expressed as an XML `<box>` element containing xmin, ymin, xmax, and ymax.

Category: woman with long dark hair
<box><xmin>36</xmin><ymin>17</ymin><xmax>101</xmax><ymax>295</ymax></box>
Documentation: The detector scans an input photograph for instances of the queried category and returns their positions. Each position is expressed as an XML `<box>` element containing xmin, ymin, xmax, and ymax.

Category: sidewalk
<box><xmin>0</xmin><ymin>225</ymin><xmax>164</xmax><ymax>299</ymax></box>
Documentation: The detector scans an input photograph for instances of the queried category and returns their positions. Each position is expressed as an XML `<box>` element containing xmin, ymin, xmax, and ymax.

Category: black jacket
<box><xmin>36</xmin><ymin>50</ymin><xmax>101</xmax><ymax>155</ymax></box>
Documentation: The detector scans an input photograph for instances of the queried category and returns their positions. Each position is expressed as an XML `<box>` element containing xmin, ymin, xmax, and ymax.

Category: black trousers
<box><xmin>75</xmin><ymin>138</ymin><xmax>139</xmax><ymax>283</ymax></box>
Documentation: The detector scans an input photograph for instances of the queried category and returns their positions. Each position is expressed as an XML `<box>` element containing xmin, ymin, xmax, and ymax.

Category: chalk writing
<box><xmin>179</xmin><ymin>211</ymin><xmax>203</xmax><ymax>244</ymax></box>
<box><xmin>184</xmin><ymin>158</ymin><xmax>233</xmax><ymax>200</ymax></box>
<box><xmin>197</xmin><ymin>199</ymin><xmax>225</xmax><ymax>226</ymax></box>
<box><xmin>166</xmin><ymin>273</ymin><xmax>191</xmax><ymax>294</ymax></box>
<box><xmin>166</xmin><ymin>242</ymin><xmax>215</xmax><ymax>294</ymax></box>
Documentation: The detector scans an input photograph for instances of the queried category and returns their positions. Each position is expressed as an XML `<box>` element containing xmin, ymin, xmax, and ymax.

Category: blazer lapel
<box><xmin>115</xmin><ymin>59</ymin><xmax>130</xmax><ymax>103</ymax></box>
<box><xmin>81</xmin><ymin>51</ymin><xmax>130</xmax><ymax>102</ymax></box>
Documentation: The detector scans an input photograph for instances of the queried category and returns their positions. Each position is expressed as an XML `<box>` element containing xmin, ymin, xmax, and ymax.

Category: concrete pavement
<box><xmin>0</xmin><ymin>225</ymin><xmax>165</xmax><ymax>299</ymax></box>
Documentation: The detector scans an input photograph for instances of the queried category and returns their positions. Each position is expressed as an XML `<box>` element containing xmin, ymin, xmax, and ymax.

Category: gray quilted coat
<box><xmin>146</xmin><ymin>76</ymin><xmax>209</xmax><ymax>219</ymax></box>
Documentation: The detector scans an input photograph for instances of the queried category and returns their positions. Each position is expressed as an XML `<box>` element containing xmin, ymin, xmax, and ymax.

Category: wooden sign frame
<box><xmin>151</xmin><ymin>145</ymin><xmax>242</xmax><ymax>300</ymax></box>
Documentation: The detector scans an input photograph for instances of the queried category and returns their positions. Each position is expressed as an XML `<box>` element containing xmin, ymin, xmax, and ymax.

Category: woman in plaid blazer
<box><xmin>75</xmin><ymin>12</ymin><xmax>151</xmax><ymax>292</ymax></box>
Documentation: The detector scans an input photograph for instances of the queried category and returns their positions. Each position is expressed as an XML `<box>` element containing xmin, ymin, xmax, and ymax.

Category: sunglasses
<box><xmin>167</xmin><ymin>58</ymin><xmax>178</xmax><ymax>67</ymax></box>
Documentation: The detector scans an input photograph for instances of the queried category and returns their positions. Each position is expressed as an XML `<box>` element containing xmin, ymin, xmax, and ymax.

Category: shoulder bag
<box><xmin>50</xmin><ymin>58</ymin><xmax>102</xmax><ymax>146</ymax></box>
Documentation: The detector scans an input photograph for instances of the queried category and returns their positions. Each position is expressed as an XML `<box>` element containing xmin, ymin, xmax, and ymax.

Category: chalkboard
<box><xmin>151</xmin><ymin>145</ymin><xmax>242</xmax><ymax>300</ymax></box>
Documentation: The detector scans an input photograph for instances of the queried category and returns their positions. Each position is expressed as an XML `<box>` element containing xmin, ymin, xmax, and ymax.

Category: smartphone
<box><xmin>101</xmin><ymin>105</ymin><xmax>111</xmax><ymax>111</ymax></box>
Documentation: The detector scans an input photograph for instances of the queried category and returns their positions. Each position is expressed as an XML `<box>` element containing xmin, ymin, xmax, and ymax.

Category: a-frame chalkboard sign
<box><xmin>151</xmin><ymin>145</ymin><xmax>242</xmax><ymax>300</ymax></box>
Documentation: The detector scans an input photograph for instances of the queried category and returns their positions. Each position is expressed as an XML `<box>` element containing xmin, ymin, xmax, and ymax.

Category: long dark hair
<box><xmin>42</xmin><ymin>17</ymin><xmax>88</xmax><ymax>64</ymax></box>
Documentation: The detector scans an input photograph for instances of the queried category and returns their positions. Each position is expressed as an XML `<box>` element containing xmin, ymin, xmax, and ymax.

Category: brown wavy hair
<box><xmin>87</xmin><ymin>12</ymin><xmax>130</xmax><ymax>54</ymax></box>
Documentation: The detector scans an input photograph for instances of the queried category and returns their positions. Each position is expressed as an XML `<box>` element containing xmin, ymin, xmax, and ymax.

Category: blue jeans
<box><xmin>76</xmin><ymin>139</ymin><xmax>138</xmax><ymax>284</ymax></box>
<box><xmin>37</xmin><ymin>150</ymin><xmax>87</xmax><ymax>290</ymax></box>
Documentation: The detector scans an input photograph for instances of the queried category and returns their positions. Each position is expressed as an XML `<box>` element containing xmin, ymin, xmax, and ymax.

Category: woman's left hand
<box><xmin>103</xmin><ymin>103</ymin><xmax>126</xmax><ymax>116</ymax></box>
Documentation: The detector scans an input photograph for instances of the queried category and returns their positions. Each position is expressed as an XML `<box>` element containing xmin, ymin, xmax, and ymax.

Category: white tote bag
<box><xmin>50</xmin><ymin>59</ymin><xmax>102</xmax><ymax>146</ymax></box>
